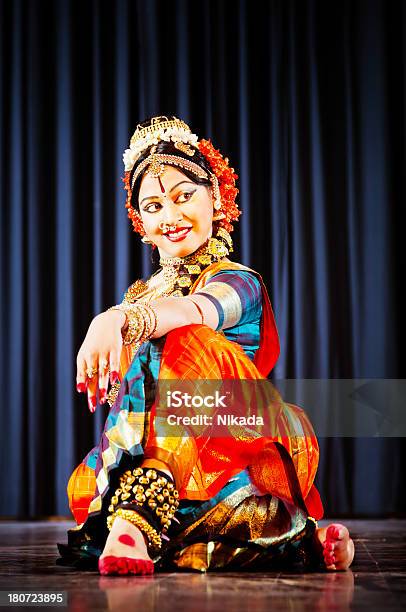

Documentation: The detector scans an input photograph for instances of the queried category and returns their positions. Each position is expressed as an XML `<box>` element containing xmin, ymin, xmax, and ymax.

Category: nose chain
<box><xmin>159</xmin><ymin>221</ymin><xmax>179</xmax><ymax>233</ymax></box>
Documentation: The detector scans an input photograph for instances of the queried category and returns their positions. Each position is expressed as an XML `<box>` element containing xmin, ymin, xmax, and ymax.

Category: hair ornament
<box><xmin>123</xmin><ymin>116</ymin><xmax>198</xmax><ymax>172</ymax></box>
<box><xmin>198</xmin><ymin>139</ymin><xmax>241</xmax><ymax>233</ymax></box>
<box><xmin>122</xmin><ymin>116</ymin><xmax>241</xmax><ymax>236</ymax></box>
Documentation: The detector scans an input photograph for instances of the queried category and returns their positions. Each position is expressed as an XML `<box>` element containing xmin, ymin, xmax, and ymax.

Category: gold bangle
<box><xmin>108</xmin><ymin>302</ymin><xmax>158</xmax><ymax>346</ymax></box>
<box><xmin>185</xmin><ymin>297</ymin><xmax>205</xmax><ymax>325</ymax></box>
<box><xmin>122</xmin><ymin>307</ymin><xmax>144</xmax><ymax>345</ymax></box>
<box><xmin>135</xmin><ymin>302</ymin><xmax>158</xmax><ymax>338</ymax></box>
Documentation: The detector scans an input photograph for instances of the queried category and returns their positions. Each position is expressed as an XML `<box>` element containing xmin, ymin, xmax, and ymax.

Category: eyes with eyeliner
<box><xmin>142</xmin><ymin>189</ymin><xmax>197</xmax><ymax>213</ymax></box>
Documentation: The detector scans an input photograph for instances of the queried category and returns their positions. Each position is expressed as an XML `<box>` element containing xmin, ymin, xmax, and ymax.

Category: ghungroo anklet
<box><xmin>107</xmin><ymin>467</ymin><xmax>180</xmax><ymax>552</ymax></box>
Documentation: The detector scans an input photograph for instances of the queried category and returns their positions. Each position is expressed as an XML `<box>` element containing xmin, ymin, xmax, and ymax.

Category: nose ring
<box><xmin>159</xmin><ymin>220</ymin><xmax>181</xmax><ymax>232</ymax></box>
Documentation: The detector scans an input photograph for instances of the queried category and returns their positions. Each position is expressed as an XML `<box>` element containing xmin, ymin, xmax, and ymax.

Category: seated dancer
<box><xmin>58</xmin><ymin>116</ymin><xmax>355</xmax><ymax>575</ymax></box>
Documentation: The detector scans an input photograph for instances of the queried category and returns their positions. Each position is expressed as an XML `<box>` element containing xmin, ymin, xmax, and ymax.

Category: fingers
<box><xmin>76</xmin><ymin>352</ymin><xmax>88</xmax><ymax>393</ymax></box>
<box><xmin>109</xmin><ymin>348</ymin><xmax>120</xmax><ymax>386</ymax></box>
<box><xmin>77</xmin><ymin>350</ymin><xmax>121</xmax><ymax>412</ymax></box>
<box><xmin>76</xmin><ymin>331</ymin><xmax>123</xmax><ymax>412</ymax></box>
<box><xmin>78</xmin><ymin>352</ymin><xmax>99</xmax><ymax>413</ymax></box>
<box><xmin>98</xmin><ymin>357</ymin><xmax>110</xmax><ymax>405</ymax></box>
<box><xmin>87</xmin><ymin>373</ymin><xmax>98</xmax><ymax>413</ymax></box>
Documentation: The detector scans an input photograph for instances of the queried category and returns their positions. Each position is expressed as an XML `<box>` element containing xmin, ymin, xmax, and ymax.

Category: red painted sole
<box><xmin>98</xmin><ymin>555</ymin><xmax>154</xmax><ymax>576</ymax></box>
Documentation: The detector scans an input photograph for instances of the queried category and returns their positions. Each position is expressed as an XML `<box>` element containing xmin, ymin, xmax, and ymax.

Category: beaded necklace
<box><xmin>123</xmin><ymin>227</ymin><xmax>233</xmax><ymax>302</ymax></box>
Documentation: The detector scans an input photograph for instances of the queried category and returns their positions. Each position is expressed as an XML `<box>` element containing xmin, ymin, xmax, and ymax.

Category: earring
<box><xmin>141</xmin><ymin>235</ymin><xmax>153</xmax><ymax>244</ymax></box>
<box><xmin>213</xmin><ymin>196</ymin><xmax>222</xmax><ymax>210</ymax></box>
<box><xmin>212</xmin><ymin>211</ymin><xmax>226</xmax><ymax>221</ymax></box>
<box><xmin>211</xmin><ymin>175</ymin><xmax>222</xmax><ymax>211</ymax></box>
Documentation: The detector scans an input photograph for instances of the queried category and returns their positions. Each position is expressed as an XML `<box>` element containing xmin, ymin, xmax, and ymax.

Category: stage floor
<box><xmin>0</xmin><ymin>519</ymin><xmax>405</xmax><ymax>611</ymax></box>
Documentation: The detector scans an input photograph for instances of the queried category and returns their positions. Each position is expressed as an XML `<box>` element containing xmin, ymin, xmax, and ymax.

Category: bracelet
<box><xmin>185</xmin><ymin>297</ymin><xmax>205</xmax><ymax>325</ymax></box>
<box><xmin>108</xmin><ymin>301</ymin><xmax>158</xmax><ymax>346</ymax></box>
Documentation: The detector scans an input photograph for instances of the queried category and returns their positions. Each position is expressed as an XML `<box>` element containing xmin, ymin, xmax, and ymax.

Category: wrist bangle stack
<box><xmin>109</xmin><ymin>301</ymin><xmax>158</xmax><ymax>346</ymax></box>
<box><xmin>107</xmin><ymin>467</ymin><xmax>180</xmax><ymax>552</ymax></box>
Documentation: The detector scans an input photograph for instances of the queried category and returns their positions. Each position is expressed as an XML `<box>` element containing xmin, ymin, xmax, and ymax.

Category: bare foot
<box><xmin>98</xmin><ymin>516</ymin><xmax>154</xmax><ymax>575</ymax></box>
<box><xmin>315</xmin><ymin>523</ymin><xmax>355</xmax><ymax>570</ymax></box>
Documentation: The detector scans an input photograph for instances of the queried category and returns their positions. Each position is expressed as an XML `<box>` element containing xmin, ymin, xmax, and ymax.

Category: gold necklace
<box><xmin>123</xmin><ymin>228</ymin><xmax>233</xmax><ymax>302</ymax></box>
<box><xmin>158</xmin><ymin>229</ymin><xmax>233</xmax><ymax>297</ymax></box>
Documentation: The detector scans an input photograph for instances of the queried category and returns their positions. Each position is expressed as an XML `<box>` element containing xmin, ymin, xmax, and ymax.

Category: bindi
<box><xmin>118</xmin><ymin>534</ymin><xmax>136</xmax><ymax>547</ymax></box>
<box><xmin>158</xmin><ymin>176</ymin><xmax>166</xmax><ymax>194</ymax></box>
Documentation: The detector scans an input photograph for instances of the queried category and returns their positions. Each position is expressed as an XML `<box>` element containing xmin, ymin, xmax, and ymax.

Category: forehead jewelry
<box><xmin>131</xmin><ymin>153</ymin><xmax>208</xmax><ymax>190</ymax></box>
<box><xmin>123</xmin><ymin>116</ymin><xmax>199</xmax><ymax>172</ymax></box>
<box><xmin>123</xmin><ymin>116</ymin><xmax>241</xmax><ymax>236</ymax></box>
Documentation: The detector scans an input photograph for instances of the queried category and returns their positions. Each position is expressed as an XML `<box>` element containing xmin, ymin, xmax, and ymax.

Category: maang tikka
<box><xmin>123</xmin><ymin>116</ymin><xmax>241</xmax><ymax>236</ymax></box>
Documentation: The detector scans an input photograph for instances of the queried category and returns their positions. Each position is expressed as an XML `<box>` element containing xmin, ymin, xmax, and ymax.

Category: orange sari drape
<box><xmin>68</xmin><ymin>262</ymin><xmax>323</xmax><ymax>525</ymax></box>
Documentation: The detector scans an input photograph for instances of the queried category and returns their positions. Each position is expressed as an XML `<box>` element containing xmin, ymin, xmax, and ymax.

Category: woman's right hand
<box><xmin>76</xmin><ymin>309</ymin><xmax>127</xmax><ymax>412</ymax></box>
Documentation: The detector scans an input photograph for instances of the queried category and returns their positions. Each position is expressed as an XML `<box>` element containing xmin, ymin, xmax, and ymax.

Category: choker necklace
<box><xmin>159</xmin><ymin>227</ymin><xmax>233</xmax><ymax>296</ymax></box>
<box><xmin>123</xmin><ymin>228</ymin><xmax>233</xmax><ymax>302</ymax></box>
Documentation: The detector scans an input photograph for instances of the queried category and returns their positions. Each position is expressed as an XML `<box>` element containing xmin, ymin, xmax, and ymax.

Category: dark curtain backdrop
<box><xmin>1</xmin><ymin>0</ymin><xmax>405</xmax><ymax>517</ymax></box>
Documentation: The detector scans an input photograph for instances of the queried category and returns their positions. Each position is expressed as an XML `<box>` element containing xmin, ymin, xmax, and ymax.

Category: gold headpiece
<box><xmin>123</xmin><ymin>115</ymin><xmax>241</xmax><ymax>237</ymax></box>
<box><xmin>131</xmin><ymin>153</ymin><xmax>209</xmax><ymax>190</ymax></box>
<box><xmin>123</xmin><ymin>116</ymin><xmax>199</xmax><ymax>172</ymax></box>
<box><xmin>130</xmin><ymin>117</ymin><xmax>191</xmax><ymax>146</ymax></box>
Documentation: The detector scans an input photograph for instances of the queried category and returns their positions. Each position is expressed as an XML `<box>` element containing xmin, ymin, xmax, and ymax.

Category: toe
<box><xmin>327</xmin><ymin>523</ymin><xmax>349</xmax><ymax>542</ymax></box>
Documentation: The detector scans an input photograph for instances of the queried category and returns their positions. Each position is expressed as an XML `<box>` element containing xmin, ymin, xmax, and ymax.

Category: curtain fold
<box><xmin>0</xmin><ymin>0</ymin><xmax>404</xmax><ymax>516</ymax></box>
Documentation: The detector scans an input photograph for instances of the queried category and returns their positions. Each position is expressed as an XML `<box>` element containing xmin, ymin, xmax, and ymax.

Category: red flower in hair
<box><xmin>198</xmin><ymin>139</ymin><xmax>241</xmax><ymax>234</ymax></box>
<box><xmin>123</xmin><ymin>172</ymin><xmax>146</xmax><ymax>236</ymax></box>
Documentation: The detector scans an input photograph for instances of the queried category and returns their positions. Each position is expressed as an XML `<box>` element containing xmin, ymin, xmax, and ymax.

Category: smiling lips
<box><xmin>164</xmin><ymin>226</ymin><xmax>192</xmax><ymax>242</ymax></box>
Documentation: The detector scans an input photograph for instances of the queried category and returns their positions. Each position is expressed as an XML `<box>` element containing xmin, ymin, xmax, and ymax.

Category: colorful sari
<box><xmin>58</xmin><ymin>261</ymin><xmax>324</xmax><ymax>571</ymax></box>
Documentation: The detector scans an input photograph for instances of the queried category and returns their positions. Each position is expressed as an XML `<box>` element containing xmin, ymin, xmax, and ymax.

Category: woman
<box><xmin>58</xmin><ymin>116</ymin><xmax>355</xmax><ymax>575</ymax></box>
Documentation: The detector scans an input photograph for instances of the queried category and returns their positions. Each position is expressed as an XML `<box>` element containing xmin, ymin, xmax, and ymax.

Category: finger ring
<box><xmin>100</xmin><ymin>360</ymin><xmax>109</xmax><ymax>374</ymax></box>
<box><xmin>86</xmin><ymin>366</ymin><xmax>98</xmax><ymax>378</ymax></box>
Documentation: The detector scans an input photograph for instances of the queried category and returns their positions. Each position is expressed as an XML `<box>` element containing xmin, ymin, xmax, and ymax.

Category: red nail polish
<box><xmin>77</xmin><ymin>382</ymin><xmax>87</xmax><ymax>393</ymax></box>
<box><xmin>110</xmin><ymin>371</ymin><xmax>119</xmax><ymax>385</ymax></box>
<box><xmin>88</xmin><ymin>396</ymin><xmax>97</xmax><ymax>411</ymax></box>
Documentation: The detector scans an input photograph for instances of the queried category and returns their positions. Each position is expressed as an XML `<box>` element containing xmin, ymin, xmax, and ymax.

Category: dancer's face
<box><xmin>138</xmin><ymin>166</ymin><xmax>214</xmax><ymax>258</ymax></box>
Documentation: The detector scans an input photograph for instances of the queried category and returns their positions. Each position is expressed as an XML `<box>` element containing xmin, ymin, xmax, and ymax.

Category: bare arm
<box><xmin>76</xmin><ymin>295</ymin><xmax>219</xmax><ymax>411</ymax></box>
<box><xmin>139</xmin><ymin>295</ymin><xmax>219</xmax><ymax>338</ymax></box>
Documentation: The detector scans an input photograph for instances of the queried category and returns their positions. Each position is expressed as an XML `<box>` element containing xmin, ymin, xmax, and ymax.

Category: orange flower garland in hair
<box><xmin>198</xmin><ymin>139</ymin><xmax>241</xmax><ymax>234</ymax></box>
<box><xmin>123</xmin><ymin>171</ymin><xmax>146</xmax><ymax>236</ymax></box>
